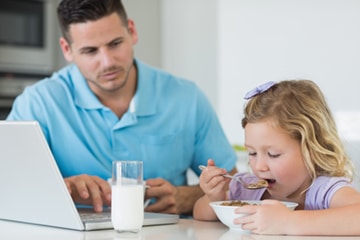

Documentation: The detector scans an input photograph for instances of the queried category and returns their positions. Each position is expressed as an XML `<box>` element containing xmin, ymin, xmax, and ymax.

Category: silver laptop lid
<box><xmin>0</xmin><ymin>121</ymin><xmax>85</xmax><ymax>230</ymax></box>
<box><xmin>0</xmin><ymin>121</ymin><xmax>179</xmax><ymax>230</ymax></box>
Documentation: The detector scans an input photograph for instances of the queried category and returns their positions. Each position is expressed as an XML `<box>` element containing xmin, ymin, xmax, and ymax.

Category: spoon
<box><xmin>198</xmin><ymin>165</ymin><xmax>268</xmax><ymax>190</ymax></box>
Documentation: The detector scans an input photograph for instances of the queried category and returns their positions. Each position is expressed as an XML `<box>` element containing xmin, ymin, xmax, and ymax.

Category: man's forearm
<box><xmin>175</xmin><ymin>185</ymin><xmax>204</xmax><ymax>215</ymax></box>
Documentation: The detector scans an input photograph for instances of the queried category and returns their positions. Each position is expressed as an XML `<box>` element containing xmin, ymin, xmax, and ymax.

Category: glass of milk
<box><xmin>111</xmin><ymin>160</ymin><xmax>144</xmax><ymax>233</ymax></box>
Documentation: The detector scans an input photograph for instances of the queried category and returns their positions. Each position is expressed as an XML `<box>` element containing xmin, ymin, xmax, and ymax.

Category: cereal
<box><xmin>220</xmin><ymin>200</ymin><xmax>251</xmax><ymax>206</ymax></box>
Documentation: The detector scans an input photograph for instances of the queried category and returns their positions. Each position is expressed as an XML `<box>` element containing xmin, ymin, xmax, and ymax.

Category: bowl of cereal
<box><xmin>209</xmin><ymin>200</ymin><xmax>298</xmax><ymax>232</ymax></box>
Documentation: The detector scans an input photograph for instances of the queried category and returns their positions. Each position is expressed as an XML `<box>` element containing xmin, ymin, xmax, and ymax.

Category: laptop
<box><xmin>0</xmin><ymin>121</ymin><xmax>179</xmax><ymax>231</ymax></box>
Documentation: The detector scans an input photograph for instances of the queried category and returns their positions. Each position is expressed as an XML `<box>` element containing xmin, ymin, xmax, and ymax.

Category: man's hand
<box><xmin>144</xmin><ymin>178</ymin><xmax>204</xmax><ymax>215</ymax></box>
<box><xmin>64</xmin><ymin>174</ymin><xmax>111</xmax><ymax>212</ymax></box>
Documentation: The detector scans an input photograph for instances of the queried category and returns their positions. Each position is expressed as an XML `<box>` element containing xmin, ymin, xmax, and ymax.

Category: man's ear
<box><xmin>127</xmin><ymin>19</ymin><xmax>138</xmax><ymax>45</ymax></box>
<box><xmin>59</xmin><ymin>37</ymin><xmax>73</xmax><ymax>62</ymax></box>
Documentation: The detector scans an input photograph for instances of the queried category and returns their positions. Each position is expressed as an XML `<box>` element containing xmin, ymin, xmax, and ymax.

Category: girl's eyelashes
<box><xmin>248</xmin><ymin>152</ymin><xmax>281</xmax><ymax>158</ymax></box>
<box><xmin>248</xmin><ymin>152</ymin><xmax>256</xmax><ymax>156</ymax></box>
<box><xmin>268</xmin><ymin>153</ymin><xmax>280</xmax><ymax>158</ymax></box>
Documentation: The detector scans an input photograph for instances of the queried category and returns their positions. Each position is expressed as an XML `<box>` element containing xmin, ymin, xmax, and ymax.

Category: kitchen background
<box><xmin>1</xmin><ymin>0</ymin><xmax>360</xmax><ymax>188</ymax></box>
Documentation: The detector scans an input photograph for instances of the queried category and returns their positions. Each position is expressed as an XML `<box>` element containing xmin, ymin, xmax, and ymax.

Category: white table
<box><xmin>0</xmin><ymin>218</ymin><xmax>359</xmax><ymax>240</ymax></box>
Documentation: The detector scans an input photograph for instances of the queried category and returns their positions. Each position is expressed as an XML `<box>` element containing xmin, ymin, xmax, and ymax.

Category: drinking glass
<box><xmin>111</xmin><ymin>160</ymin><xmax>144</xmax><ymax>233</ymax></box>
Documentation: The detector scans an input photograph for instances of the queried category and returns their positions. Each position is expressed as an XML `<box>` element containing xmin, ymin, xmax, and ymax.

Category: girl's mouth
<box><xmin>265</xmin><ymin>179</ymin><xmax>276</xmax><ymax>186</ymax></box>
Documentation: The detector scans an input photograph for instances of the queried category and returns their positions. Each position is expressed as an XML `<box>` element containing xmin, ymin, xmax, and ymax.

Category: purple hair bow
<box><xmin>244</xmin><ymin>81</ymin><xmax>276</xmax><ymax>100</ymax></box>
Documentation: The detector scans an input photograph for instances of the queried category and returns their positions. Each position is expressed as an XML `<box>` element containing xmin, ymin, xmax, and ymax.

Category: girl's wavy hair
<box><xmin>57</xmin><ymin>0</ymin><xmax>128</xmax><ymax>43</ymax></box>
<box><xmin>242</xmin><ymin>80</ymin><xmax>353</xmax><ymax>181</ymax></box>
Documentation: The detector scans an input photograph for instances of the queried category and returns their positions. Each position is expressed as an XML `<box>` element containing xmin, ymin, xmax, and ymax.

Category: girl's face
<box><xmin>244</xmin><ymin>119</ymin><xmax>312</xmax><ymax>201</ymax></box>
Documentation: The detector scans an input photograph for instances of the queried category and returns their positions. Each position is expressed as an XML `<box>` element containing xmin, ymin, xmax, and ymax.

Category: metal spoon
<box><xmin>198</xmin><ymin>165</ymin><xmax>268</xmax><ymax>190</ymax></box>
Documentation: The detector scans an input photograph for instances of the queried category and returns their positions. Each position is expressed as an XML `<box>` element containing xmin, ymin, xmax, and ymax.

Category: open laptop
<box><xmin>0</xmin><ymin>121</ymin><xmax>179</xmax><ymax>231</ymax></box>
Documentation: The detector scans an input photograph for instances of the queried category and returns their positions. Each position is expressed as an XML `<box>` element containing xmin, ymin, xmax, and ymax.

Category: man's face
<box><xmin>60</xmin><ymin>13</ymin><xmax>138</xmax><ymax>94</ymax></box>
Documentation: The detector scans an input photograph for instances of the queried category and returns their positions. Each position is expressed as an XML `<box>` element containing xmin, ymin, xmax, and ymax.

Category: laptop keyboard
<box><xmin>78</xmin><ymin>208</ymin><xmax>111</xmax><ymax>222</ymax></box>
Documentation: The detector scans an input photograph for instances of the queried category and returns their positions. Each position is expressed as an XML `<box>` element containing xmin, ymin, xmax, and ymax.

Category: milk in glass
<box><xmin>111</xmin><ymin>184</ymin><xmax>144</xmax><ymax>232</ymax></box>
<box><xmin>111</xmin><ymin>160</ymin><xmax>144</xmax><ymax>233</ymax></box>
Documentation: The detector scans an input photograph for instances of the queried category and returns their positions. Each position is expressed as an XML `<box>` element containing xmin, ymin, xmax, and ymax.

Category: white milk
<box><xmin>111</xmin><ymin>184</ymin><xmax>144</xmax><ymax>232</ymax></box>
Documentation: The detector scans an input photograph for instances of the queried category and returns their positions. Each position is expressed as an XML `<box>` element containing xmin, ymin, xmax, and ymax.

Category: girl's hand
<box><xmin>233</xmin><ymin>199</ymin><xmax>294</xmax><ymax>235</ymax></box>
<box><xmin>199</xmin><ymin>159</ymin><xmax>231</xmax><ymax>202</ymax></box>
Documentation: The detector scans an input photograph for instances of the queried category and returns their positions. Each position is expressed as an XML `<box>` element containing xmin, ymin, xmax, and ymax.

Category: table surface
<box><xmin>1</xmin><ymin>218</ymin><xmax>360</xmax><ymax>240</ymax></box>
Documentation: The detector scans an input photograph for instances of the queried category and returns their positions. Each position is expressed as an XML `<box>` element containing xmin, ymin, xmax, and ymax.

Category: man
<box><xmin>7</xmin><ymin>0</ymin><xmax>237</xmax><ymax>215</ymax></box>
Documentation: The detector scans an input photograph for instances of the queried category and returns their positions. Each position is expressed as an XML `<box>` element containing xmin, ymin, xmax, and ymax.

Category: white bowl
<box><xmin>210</xmin><ymin>200</ymin><xmax>298</xmax><ymax>232</ymax></box>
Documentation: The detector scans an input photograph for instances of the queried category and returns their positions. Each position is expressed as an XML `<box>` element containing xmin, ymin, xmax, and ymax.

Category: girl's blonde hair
<box><xmin>242</xmin><ymin>80</ymin><xmax>353</xmax><ymax>180</ymax></box>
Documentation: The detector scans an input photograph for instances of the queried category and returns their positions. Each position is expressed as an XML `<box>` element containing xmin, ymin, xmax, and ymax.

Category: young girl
<box><xmin>193</xmin><ymin>80</ymin><xmax>360</xmax><ymax>235</ymax></box>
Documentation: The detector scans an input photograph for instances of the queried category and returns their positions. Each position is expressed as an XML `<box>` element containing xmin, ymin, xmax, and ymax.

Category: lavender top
<box><xmin>228</xmin><ymin>173</ymin><xmax>353</xmax><ymax>210</ymax></box>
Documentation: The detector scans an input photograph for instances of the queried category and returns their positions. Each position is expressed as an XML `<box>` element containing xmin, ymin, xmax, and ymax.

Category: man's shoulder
<box><xmin>136</xmin><ymin>59</ymin><xmax>197</xmax><ymax>88</ymax></box>
<box><xmin>26</xmin><ymin>64</ymin><xmax>76</xmax><ymax>93</ymax></box>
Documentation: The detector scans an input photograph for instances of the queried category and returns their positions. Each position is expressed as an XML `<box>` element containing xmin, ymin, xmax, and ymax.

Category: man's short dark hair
<box><xmin>57</xmin><ymin>0</ymin><xmax>128</xmax><ymax>42</ymax></box>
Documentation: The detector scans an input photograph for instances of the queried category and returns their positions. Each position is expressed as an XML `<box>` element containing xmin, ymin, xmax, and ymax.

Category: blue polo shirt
<box><xmin>7</xmin><ymin>59</ymin><xmax>236</xmax><ymax>186</ymax></box>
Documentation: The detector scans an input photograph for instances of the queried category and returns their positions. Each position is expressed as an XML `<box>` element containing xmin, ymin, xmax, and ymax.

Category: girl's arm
<box><xmin>193</xmin><ymin>194</ymin><xmax>219</xmax><ymax>220</ymax></box>
<box><xmin>193</xmin><ymin>159</ymin><xmax>231</xmax><ymax>220</ymax></box>
<box><xmin>286</xmin><ymin>201</ymin><xmax>360</xmax><ymax>235</ymax></box>
<box><xmin>285</xmin><ymin>186</ymin><xmax>360</xmax><ymax>235</ymax></box>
